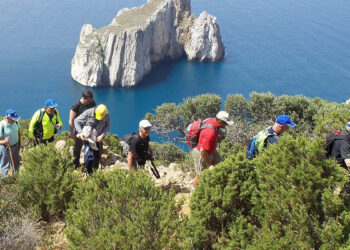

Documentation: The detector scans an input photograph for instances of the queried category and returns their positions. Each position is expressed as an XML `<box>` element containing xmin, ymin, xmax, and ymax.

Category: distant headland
<box><xmin>71</xmin><ymin>0</ymin><xmax>225</xmax><ymax>87</ymax></box>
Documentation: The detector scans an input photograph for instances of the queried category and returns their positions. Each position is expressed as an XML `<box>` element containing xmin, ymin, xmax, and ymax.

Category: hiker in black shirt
<box><xmin>127</xmin><ymin>120</ymin><xmax>153</xmax><ymax>171</ymax></box>
<box><xmin>329</xmin><ymin>122</ymin><xmax>350</xmax><ymax>170</ymax></box>
<box><xmin>69</xmin><ymin>90</ymin><xmax>96</xmax><ymax>168</ymax></box>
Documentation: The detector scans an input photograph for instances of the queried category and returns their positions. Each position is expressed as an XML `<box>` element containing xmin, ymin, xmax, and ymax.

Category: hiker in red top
<box><xmin>192</xmin><ymin>111</ymin><xmax>234</xmax><ymax>187</ymax></box>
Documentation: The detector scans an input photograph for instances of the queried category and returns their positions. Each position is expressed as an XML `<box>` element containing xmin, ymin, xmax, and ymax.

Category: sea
<box><xmin>0</xmin><ymin>0</ymin><xmax>349</xmax><ymax>139</ymax></box>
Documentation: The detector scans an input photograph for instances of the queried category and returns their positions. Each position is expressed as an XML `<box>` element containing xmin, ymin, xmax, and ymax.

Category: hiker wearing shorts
<box><xmin>69</xmin><ymin>90</ymin><xmax>96</xmax><ymax>168</ymax></box>
<box><xmin>28</xmin><ymin>99</ymin><xmax>63</xmax><ymax>145</ymax></box>
<box><xmin>192</xmin><ymin>111</ymin><xmax>233</xmax><ymax>187</ymax></box>
<box><xmin>74</xmin><ymin>104</ymin><xmax>110</xmax><ymax>174</ymax></box>
<box><xmin>328</xmin><ymin>121</ymin><xmax>350</xmax><ymax>170</ymax></box>
<box><xmin>0</xmin><ymin>110</ymin><xmax>21</xmax><ymax>178</ymax></box>
<box><xmin>125</xmin><ymin>120</ymin><xmax>153</xmax><ymax>172</ymax></box>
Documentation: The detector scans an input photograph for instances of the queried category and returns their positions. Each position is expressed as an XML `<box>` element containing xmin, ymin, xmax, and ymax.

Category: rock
<box><xmin>184</xmin><ymin>11</ymin><xmax>224</xmax><ymax>61</ymax></box>
<box><xmin>71</xmin><ymin>0</ymin><xmax>224</xmax><ymax>87</ymax></box>
<box><xmin>346</xmin><ymin>99</ymin><xmax>350</xmax><ymax>105</ymax></box>
<box><xmin>55</xmin><ymin>140</ymin><xmax>66</xmax><ymax>151</ymax></box>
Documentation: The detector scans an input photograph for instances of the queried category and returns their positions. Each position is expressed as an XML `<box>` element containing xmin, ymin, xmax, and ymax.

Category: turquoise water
<box><xmin>0</xmin><ymin>0</ymin><xmax>349</xmax><ymax>137</ymax></box>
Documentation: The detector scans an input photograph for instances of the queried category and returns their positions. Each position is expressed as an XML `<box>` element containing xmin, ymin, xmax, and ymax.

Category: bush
<box><xmin>18</xmin><ymin>144</ymin><xmax>80</xmax><ymax>220</ymax></box>
<box><xmin>181</xmin><ymin>135</ymin><xmax>350</xmax><ymax>249</ymax></box>
<box><xmin>150</xmin><ymin>142</ymin><xmax>190</xmax><ymax>166</ymax></box>
<box><xmin>0</xmin><ymin>176</ymin><xmax>39</xmax><ymax>249</ymax></box>
<box><xmin>251</xmin><ymin>135</ymin><xmax>350</xmax><ymax>249</ymax></box>
<box><xmin>181</xmin><ymin>149</ymin><xmax>259</xmax><ymax>249</ymax></box>
<box><xmin>65</xmin><ymin>170</ymin><xmax>182</xmax><ymax>249</ymax></box>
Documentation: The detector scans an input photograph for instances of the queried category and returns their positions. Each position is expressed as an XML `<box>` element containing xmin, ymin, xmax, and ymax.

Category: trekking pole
<box><xmin>7</xmin><ymin>144</ymin><xmax>16</xmax><ymax>174</ymax></box>
<box><xmin>150</xmin><ymin>160</ymin><xmax>160</xmax><ymax>179</ymax></box>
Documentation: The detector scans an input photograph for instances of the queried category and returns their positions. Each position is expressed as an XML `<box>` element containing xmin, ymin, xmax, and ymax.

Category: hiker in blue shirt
<box><xmin>0</xmin><ymin>110</ymin><xmax>21</xmax><ymax>178</ymax></box>
<box><xmin>248</xmin><ymin>115</ymin><xmax>296</xmax><ymax>159</ymax></box>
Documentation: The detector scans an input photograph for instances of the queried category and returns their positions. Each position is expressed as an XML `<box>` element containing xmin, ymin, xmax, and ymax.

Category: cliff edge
<box><xmin>71</xmin><ymin>0</ymin><xmax>224</xmax><ymax>87</ymax></box>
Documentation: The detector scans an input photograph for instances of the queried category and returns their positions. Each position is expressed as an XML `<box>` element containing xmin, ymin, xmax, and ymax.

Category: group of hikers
<box><xmin>1</xmin><ymin>90</ymin><xmax>350</xmax><ymax>190</ymax></box>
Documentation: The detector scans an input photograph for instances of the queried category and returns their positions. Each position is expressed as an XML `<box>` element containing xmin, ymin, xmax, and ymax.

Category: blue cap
<box><xmin>6</xmin><ymin>109</ymin><xmax>20</xmax><ymax>121</ymax></box>
<box><xmin>346</xmin><ymin>121</ymin><xmax>350</xmax><ymax>132</ymax></box>
<box><xmin>44</xmin><ymin>99</ymin><xmax>58</xmax><ymax>108</ymax></box>
<box><xmin>276</xmin><ymin>115</ymin><xmax>295</xmax><ymax>127</ymax></box>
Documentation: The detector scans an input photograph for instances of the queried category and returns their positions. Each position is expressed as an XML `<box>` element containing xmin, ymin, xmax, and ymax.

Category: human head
<box><xmin>44</xmin><ymin>99</ymin><xmax>58</xmax><ymax>115</ymax></box>
<box><xmin>215</xmin><ymin>111</ymin><xmax>234</xmax><ymax>128</ymax></box>
<box><xmin>139</xmin><ymin>119</ymin><xmax>152</xmax><ymax>138</ymax></box>
<box><xmin>273</xmin><ymin>115</ymin><xmax>295</xmax><ymax>134</ymax></box>
<box><xmin>81</xmin><ymin>90</ymin><xmax>94</xmax><ymax>105</ymax></box>
<box><xmin>95</xmin><ymin>104</ymin><xmax>108</xmax><ymax>121</ymax></box>
<box><xmin>5</xmin><ymin>109</ymin><xmax>20</xmax><ymax>123</ymax></box>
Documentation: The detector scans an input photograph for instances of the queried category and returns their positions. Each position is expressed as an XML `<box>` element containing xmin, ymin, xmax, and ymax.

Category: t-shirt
<box><xmin>0</xmin><ymin>119</ymin><xmax>20</xmax><ymax>146</ymax></box>
<box><xmin>196</xmin><ymin>118</ymin><xmax>219</xmax><ymax>154</ymax></box>
<box><xmin>71</xmin><ymin>100</ymin><xmax>96</xmax><ymax>117</ymax></box>
<box><xmin>129</xmin><ymin>134</ymin><xmax>150</xmax><ymax>160</ymax></box>
<box><xmin>330</xmin><ymin>131</ymin><xmax>350</xmax><ymax>166</ymax></box>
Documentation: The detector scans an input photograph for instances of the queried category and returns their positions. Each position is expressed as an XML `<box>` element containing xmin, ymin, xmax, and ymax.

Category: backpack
<box><xmin>247</xmin><ymin>128</ymin><xmax>274</xmax><ymax>160</ymax></box>
<box><xmin>323</xmin><ymin>131</ymin><xmax>349</xmax><ymax>158</ymax></box>
<box><xmin>33</xmin><ymin>109</ymin><xmax>58</xmax><ymax>140</ymax></box>
<box><xmin>121</xmin><ymin>132</ymin><xmax>138</xmax><ymax>157</ymax></box>
<box><xmin>185</xmin><ymin>118</ymin><xmax>216</xmax><ymax>148</ymax></box>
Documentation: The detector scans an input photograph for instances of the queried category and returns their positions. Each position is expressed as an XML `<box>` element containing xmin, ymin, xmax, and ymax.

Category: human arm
<box><xmin>28</xmin><ymin>111</ymin><xmax>40</xmax><ymax>139</ymax></box>
<box><xmin>127</xmin><ymin>151</ymin><xmax>135</xmax><ymax>171</ymax></box>
<box><xmin>55</xmin><ymin>110</ymin><xmax>63</xmax><ymax>130</ymax></box>
<box><xmin>73</xmin><ymin>110</ymin><xmax>88</xmax><ymax>135</ymax></box>
<box><xmin>200</xmin><ymin>147</ymin><xmax>211</xmax><ymax>166</ymax></box>
<box><xmin>345</xmin><ymin>159</ymin><xmax>350</xmax><ymax>168</ymax></box>
<box><xmin>69</xmin><ymin>110</ymin><xmax>77</xmax><ymax>139</ymax></box>
<box><xmin>97</xmin><ymin>114</ymin><xmax>111</xmax><ymax>143</ymax></box>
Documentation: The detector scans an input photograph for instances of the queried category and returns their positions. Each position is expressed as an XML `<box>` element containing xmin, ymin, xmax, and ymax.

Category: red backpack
<box><xmin>185</xmin><ymin>118</ymin><xmax>216</xmax><ymax>148</ymax></box>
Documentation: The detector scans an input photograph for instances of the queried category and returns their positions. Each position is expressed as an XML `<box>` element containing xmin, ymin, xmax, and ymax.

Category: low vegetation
<box><xmin>0</xmin><ymin>92</ymin><xmax>349</xmax><ymax>249</ymax></box>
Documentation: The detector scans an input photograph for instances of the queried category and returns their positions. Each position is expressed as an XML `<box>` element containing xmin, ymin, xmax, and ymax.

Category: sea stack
<box><xmin>71</xmin><ymin>0</ymin><xmax>225</xmax><ymax>87</ymax></box>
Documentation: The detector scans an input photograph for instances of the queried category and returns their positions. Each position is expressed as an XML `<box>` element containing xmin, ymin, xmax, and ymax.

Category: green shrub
<box><xmin>181</xmin><ymin>149</ymin><xmax>258</xmax><ymax>249</ymax></box>
<box><xmin>251</xmin><ymin>135</ymin><xmax>350</xmax><ymax>249</ymax></box>
<box><xmin>0</xmin><ymin>176</ymin><xmax>39</xmax><ymax>249</ymax></box>
<box><xmin>103</xmin><ymin>133</ymin><xmax>121</xmax><ymax>156</ymax></box>
<box><xmin>18</xmin><ymin>144</ymin><xmax>80</xmax><ymax>220</ymax></box>
<box><xmin>65</xmin><ymin>170</ymin><xmax>182</xmax><ymax>249</ymax></box>
<box><xmin>150</xmin><ymin>142</ymin><xmax>190</xmax><ymax>165</ymax></box>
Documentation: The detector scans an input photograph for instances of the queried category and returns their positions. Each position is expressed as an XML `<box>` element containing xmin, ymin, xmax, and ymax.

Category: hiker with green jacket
<box><xmin>247</xmin><ymin>115</ymin><xmax>295</xmax><ymax>159</ymax></box>
<box><xmin>28</xmin><ymin>99</ymin><xmax>63</xmax><ymax>145</ymax></box>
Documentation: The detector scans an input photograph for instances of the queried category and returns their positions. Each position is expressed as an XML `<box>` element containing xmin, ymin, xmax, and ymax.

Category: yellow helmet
<box><xmin>95</xmin><ymin>104</ymin><xmax>108</xmax><ymax>120</ymax></box>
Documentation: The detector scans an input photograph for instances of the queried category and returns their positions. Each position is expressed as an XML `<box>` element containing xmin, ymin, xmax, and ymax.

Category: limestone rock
<box><xmin>184</xmin><ymin>11</ymin><xmax>225</xmax><ymax>61</ymax></box>
<box><xmin>71</xmin><ymin>0</ymin><xmax>224</xmax><ymax>87</ymax></box>
<box><xmin>346</xmin><ymin>99</ymin><xmax>350</xmax><ymax>105</ymax></box>
<box><xmin>55</xmin><ymin>140</ymin><xmax>66</xmax><ymax>151</ymax></box>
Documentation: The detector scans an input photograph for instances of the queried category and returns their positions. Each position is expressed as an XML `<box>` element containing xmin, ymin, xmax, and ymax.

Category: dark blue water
<box><xmin>0</xmin><ymin>0</ymin><xmax>349</xmax><ymax>137</ymax></box>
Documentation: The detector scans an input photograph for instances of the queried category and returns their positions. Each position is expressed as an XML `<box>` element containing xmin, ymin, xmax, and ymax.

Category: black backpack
<box><xmin>323</xmin><ymin>131</ymin><xmax>349</xmax><ymax>158</ymax></box>
<box><xmin>121</xmin><ymin>132</ymin><xmax>138</xmax><ymax>157</ymax></box>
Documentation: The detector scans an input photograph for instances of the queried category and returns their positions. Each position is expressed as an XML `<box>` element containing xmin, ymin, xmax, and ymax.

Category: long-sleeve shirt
<box><xmin>29</xmin><ymin>109</ymin><xmax>63</xmax><ymax>140</ymax></box>
<box><xmin>74</xmin><ymin>107</ymin><xmax>110</xmax><ymax>137</ymax></box>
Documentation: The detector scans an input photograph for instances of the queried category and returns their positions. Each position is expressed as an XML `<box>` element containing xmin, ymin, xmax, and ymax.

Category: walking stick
<box><xmin>7</xmin><ymin>144</ymin><xmax>16</xmax><ymax>174</ymax></box>
<box><xmin>150</xmin><ymin>160</ymin><xmax>160</xmax><ymax>179</ymax></box>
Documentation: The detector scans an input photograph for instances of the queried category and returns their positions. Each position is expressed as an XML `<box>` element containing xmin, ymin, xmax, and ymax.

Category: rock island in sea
<box><xmin>71</xmin><ymin>0</ymin><xmax>225</xmax><ymax>87</ymax></box>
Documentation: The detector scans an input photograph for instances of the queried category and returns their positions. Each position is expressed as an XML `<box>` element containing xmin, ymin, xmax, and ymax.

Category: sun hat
<box><xmin>6</xmin><ymin>109</ymin><xmax>20</xmax><ymax>121</ymax></box>
<box><xmin>216</xmin><ymin>111</ymin><xmax>234</xmax><ymax>125</ymax></box>
<box><xmin>346</xmin><ymin>121</ymin><xmax>350</xmax><ymax>132</ymax></box>
<box><xmin>139</xmin><ymin>119</ymin><xmax>152</xmax><ymax>128</ymax></box>
<box><xmin>95</xmin><ymin>104</ymin><xmax>108</xmax><ymax>120</ymax></box>
<box><xmin>44</xmin><ymin>99</ymin><xmax>58</xmax><ymax>108</ymax></box>
<box><xmin>276</xmin><ymin>115</ymin><xmax>295</xmax><ymax>127</ymax></box>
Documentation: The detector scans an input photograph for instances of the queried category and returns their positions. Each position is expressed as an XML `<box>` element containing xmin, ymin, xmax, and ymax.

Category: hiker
<box><xmin>74</xmin><ymin>104</ymin><xmax>110</xmax><ymax>175</ymax></box>
<box><xmin>122</xmin><ymin>120</ymin><xmax>153</xmax><ymax>172</ymax></box>
<box><xmin>69</xmin><ymin>90</ymin><xmax>96</xmax><ymax>168</ymax></box>
<box><xmin>192</xmin><ymin>111</ymin><xmax>233</xmax><ymax>187</ymax></box>
<box><xmin>327</xmin><ymin>121</ymin><xmax>350</xmax><ymax>170</ymax></box>
<box><xmin>247</xmin><ymin>114</ymin><xmax>296</xmax><ymax>159</ymax></box>
<box><xmin>0</xmin><ymin>110</ymin><xmax>21</xmax><ymax>178</ymax></box>
<box><xmin>28</xmin><ymin>99</ymin><xmax>63</xmax><ymax>145</ymax></box>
